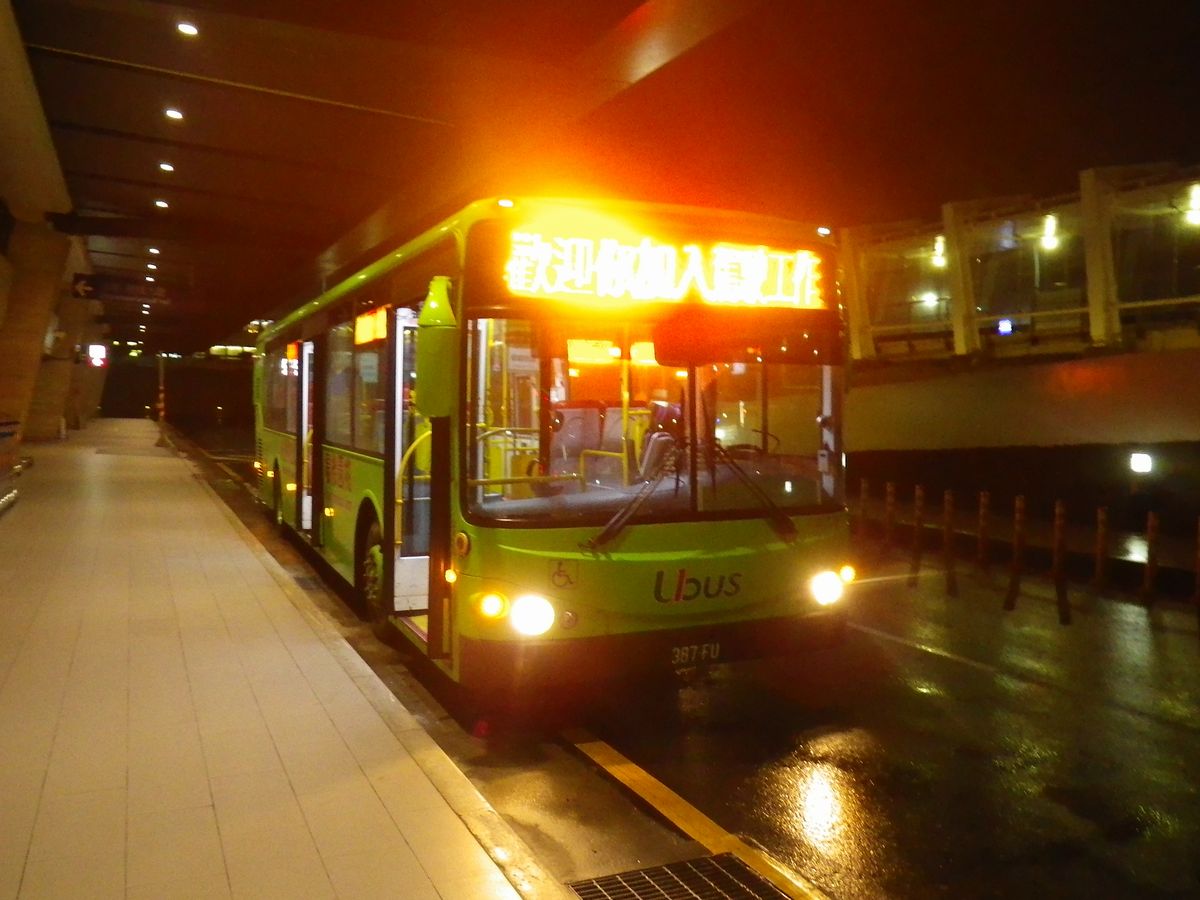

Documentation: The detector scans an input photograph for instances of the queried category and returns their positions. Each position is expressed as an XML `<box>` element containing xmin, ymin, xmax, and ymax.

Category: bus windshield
<box><xmin>465</xmin><ymin>314</ymin><xmax>843</xmax><ymax>527</ymax></box>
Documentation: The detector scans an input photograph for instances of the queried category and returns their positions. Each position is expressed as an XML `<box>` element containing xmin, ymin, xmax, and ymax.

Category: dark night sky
<box><xmin>553</xmin><ymin>0</ymin><xmax>1200</xmax><ymax>226</ymax></box>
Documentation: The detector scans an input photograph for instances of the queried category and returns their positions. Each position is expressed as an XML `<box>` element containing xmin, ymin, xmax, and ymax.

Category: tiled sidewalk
<box><xmin>0</xmin><ymin>419</ymin><xmax>565</xmax><ymax>899</ymax></box>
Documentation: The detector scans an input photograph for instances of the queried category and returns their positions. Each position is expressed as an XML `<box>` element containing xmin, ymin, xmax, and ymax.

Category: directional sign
<box><xmin>72</xmin><ymin>274</ymin><xmax>174</xmax><ymax>305</ymax></box>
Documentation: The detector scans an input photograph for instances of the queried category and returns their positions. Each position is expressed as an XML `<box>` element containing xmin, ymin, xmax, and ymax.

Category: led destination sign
<box><xmin>504</xmin><ymin>230</ymin><xmax>823</xmax><ymax>309</ymax></box>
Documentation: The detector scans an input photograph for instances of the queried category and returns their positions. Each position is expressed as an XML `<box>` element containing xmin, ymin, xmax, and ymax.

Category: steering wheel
<box><xmin>725</xmin><ymin>429</ymin><xmax>780</xmax><ymax>457</ymax></box>
<box><xmin>724</xmin><ymin>443</ymin><xmax>766</xmax><ymax>459</ymax></box>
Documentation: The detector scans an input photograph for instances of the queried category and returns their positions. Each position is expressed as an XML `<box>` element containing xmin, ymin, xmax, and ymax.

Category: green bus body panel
<box><xmin>320</xmin><ymin>446</ymin><xmax>384</xmax><ymax>582</ymax></box>
<box><xmin>453</xmin><ymin>512</ymin><xmax>850</xmax><ymax>643</ymax></box>
<box><xmin>257</xmin><ymin>427</ymin><xmax>297</xmax><ymax>518</ymax></box>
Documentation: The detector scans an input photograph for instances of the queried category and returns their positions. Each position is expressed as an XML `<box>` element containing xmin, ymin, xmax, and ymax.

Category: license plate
<box><xmin>670</xmin><ymin>641</ymin><xmax>721</xmax><ymax>667</ymax></box>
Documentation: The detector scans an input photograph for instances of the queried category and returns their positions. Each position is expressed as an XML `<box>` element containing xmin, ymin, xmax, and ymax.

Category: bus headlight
<box><xmin>809</xmin><ymin>571</ymin><xmax>844</xmax><ymax>606</ymax></box>
<box><xmin>479</xmin><ymin>593</ymin><xmax>507</xmax><ymax>619</ymax></box>
<box><xmin>510</xmin><ymin>593</ymin><xmax>555</xmax><ymax>636</ymax></box>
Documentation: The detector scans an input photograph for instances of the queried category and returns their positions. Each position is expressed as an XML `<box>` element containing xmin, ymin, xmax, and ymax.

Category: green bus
<box><xmin>254</xmin><ymin>197</ymin><xmax>854</xmax><ymax>701</ymax></box>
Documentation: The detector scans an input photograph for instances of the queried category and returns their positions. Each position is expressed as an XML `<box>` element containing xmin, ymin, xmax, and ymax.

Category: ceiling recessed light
<box><xmin>159</xmin><ymin>162</ymin><xmax>174</xmax><ymax>172</ymax></box>
<box><xmin>164</xmin><ymin>108</ymin><xmax>183</xmax><ymax>120</ymax></box>
<box><xmin>145</xmin><ymin>276</ymin><xmax>156</xmax><ymax>282</ymax></box>
<box><xmin>142</xmin><ymin>303</ymin><xmax>151</xmax><ymax>309</ymax></box>
<box><xmin>148</xmin><ymin>247</ymin><xmax>160</xmax><ymax>254</ymax></box>
<box><xmin>141</xmin><ymin>309</ymin><xmax>151</xmax><ymax>315</ymax></box>
<box><xmin>177</xmin><ymin>22</ymin><xmax>198</xmax><ymax>36</ymax></box>
<box><xmin>147</xmin><ymin>263</ymin><xmax>157</xmax><ymax>270</ymax></box>
<box><xmin>154</xmin><ymin>200</ymin><xmax>169</xmax><ymax>208</ymax></box>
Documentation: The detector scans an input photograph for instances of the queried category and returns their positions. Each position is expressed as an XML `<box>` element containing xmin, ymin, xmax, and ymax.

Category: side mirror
<box><xmin>414</xmin><ymin>276</ymin><xmax>458</xmax><ymax>418</ymax></box>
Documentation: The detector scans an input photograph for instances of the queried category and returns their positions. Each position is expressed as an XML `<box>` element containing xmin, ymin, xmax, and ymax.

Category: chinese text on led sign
<box><xmin>505</xmin><ymin>232</ymin><xmax>822</xmax><ymax>307</ymax></box>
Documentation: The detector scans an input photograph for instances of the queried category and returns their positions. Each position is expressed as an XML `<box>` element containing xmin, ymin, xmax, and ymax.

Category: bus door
<box><xmin>392</xmin><ymin>314</ymin><xmax>431</xmax><ymax>613</ymax></box>
<box><xmin>297</xmin><ymin>340</ymin><xmax>318</xmax><ymax>538</ymax></box>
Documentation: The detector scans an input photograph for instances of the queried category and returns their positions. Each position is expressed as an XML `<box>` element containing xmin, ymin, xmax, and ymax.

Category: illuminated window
<box><xmin>354</xmin><ymin>307</ymin><xmax>389</xmax><ymax>345</ymax></box>
<box><xmin>1129</xmin><ymin>452</ymin><xmax>1152</xmax><ymax>474</ymax></box>
<box><xmin>1186</xmin><ymin>185</ymin><xmax>1200</xmax><ymax>226</ymax></box>
<box><xmin>1041</xmin><ymin>214</ymin><xmax>1060</xmax><ymax>251</ymax></box>
<box><xmin>931</xmin><ymin>235</ymin><xmax>947</xmax><ymax>268</ymax></box>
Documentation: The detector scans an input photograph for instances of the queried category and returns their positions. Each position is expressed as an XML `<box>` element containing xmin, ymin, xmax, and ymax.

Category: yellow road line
<box><xmin>567</xmin><ymin>731</ymin><xmax>828</xmax><ymax>900</ymax></box>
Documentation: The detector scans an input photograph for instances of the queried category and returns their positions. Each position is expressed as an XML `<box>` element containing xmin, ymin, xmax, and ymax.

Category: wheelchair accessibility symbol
<box><xmin>550</xmin><ymin>560</ymin><xmax>578</xmax><ymax>589</ymax></box>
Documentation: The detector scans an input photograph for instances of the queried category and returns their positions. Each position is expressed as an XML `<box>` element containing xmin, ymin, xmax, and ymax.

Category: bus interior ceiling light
<box><xmin>177</xmin><ymin>22</ymin><xmax>198</xmax><ymax>36</ymax></box>
<box><xmin>159</xmin><ymin>162</ymin><xmax>174</xmax><ymax>172</ymax></box>
<box><xmin>154</xmin><ymin>200</ymin><xmax>169</xmax><ymax>208</ymax></box>
<box><xmin>164</xmin><ymin>108</ymin><xmax>184</xmax><ymax>120</ymax></box>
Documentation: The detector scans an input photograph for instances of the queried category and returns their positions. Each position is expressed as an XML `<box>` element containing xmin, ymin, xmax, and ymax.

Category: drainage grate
<box><xmin>567</xmin><ymin>853</ymin><xmax>790</xmax><ymax>900</ymax></box>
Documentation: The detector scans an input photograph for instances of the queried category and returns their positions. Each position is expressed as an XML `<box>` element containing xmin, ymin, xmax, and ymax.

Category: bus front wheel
<box><xmin>357</xmin><ymin>519</ymin><xmax>389</xmax><ymax>627</ymax></box>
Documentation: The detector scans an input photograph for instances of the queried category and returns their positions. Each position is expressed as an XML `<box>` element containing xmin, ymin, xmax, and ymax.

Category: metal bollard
<box><xmin>1092</xmin><ymin>506</ymin><xmax>1108</xmax><ymax>593</ymax></box>
<box><xmin>1140</xmin><ymin>511</ymin><xmax>1159</xmax><ymax>605</ymax></box>
<box><xmin>1004</xmin><ymin>495</ymin><xmax>1025</xmax><ymax>611</ymax></box>
<box><xmin>1052</xmin><ymin>500</ymin><xmax>1070</xmax><ymax>624</ymax></box>
<box><xmin>884</xmin><ymin>482</ymin><xmax>896</xmax><ymax>547</ymax></box>
<box><xmin>943</xmin><ymin>489</ymin><xmax>958</xmax><ymax>596</ymax></box>
<box><xmin>908</xmin><ymin>485</ymin><xmax>924</xmax><ymax>587</ymax></box>
<box><xmin>977</xmin><ymin>490</ymin><xmax>990</xmax><ymax>570</ymax></box>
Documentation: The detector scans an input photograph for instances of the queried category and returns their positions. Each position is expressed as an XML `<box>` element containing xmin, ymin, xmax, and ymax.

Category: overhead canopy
<box><xmin>0</xmin><ymin>0</ymin><xmax>761</xmax><ymax>351</ymax></box>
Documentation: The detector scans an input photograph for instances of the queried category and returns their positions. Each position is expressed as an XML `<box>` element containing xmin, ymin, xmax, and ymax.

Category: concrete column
<box><xmin>942</xmin><ymin>201</ymin><xmax>981</xmax><ymax>356</ymax></box>
<box><xmin>1079</xmin><ymin>168</ymin><xmax>1122</xmax><ymax>347</ymax></box>
<box><xmin>839</xmin><ymin>226</ymin><xmax>876</xmax><ymax>360</ymax></box>
<box><xmin>0</xmin><ymin>221</ymin><xmax>70</xmax><ymax>446</ymax></box>
<box><xmin>26</xmin><ymin>294</ymin><xmax>90</xmax><ymax>438</ymax></box>
<box><xmin>0</xmin><ymin>252</ymin><xmax>12</xmax><ymax>323</ymax></box>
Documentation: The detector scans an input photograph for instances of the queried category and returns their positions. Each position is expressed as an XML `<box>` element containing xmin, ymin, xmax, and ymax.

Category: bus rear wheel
<box><xmin>357</xmin><ymin>519</ymin><xmax>389</xmax><ymax>628</ymax></box>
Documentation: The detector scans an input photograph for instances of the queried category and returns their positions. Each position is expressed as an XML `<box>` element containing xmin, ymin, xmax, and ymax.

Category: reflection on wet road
<box><xmin>586</xmin><ymin>557</ymin><xmax>1200</xmax><ymax>898</ymax></box>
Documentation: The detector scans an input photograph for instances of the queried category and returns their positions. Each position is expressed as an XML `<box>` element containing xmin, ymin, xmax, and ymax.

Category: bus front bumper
<box><xmin>458</xmin><ymin>609</ymin><xmax>847</xmax><ymax>696</ymax></box>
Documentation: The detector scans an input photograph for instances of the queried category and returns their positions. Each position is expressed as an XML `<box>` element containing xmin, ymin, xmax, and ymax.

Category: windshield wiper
<box><xmin>580</xmin><ymin>444</ymin><xmax>682</xmax><ymax>552</ymax></box>
<box><xmin>710</xmin><ymin>441</ymin><xmax>798</xmax><ymax>543</ymax></box>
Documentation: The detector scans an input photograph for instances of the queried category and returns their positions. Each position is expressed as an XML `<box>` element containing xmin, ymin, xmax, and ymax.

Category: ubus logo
<box><xmin>653</xmin><ymin>568</ymin><xmax>742</xmax><ymax>603</ymax></box>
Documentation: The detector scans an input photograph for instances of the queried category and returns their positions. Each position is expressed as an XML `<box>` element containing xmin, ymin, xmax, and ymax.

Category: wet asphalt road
<box><xmin>179</xmin><ymin>424</ymin><xmax>1200</xmax><ymax>897</ymax></box>
<box><xmin>584</xmin><ymin>553</ymin><xmax>1200</xmax><ymax>898</ymax></box>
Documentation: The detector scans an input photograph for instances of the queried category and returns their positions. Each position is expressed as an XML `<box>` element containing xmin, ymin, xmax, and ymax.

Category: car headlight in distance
<box><xmin>809</xmin><ymin>570</ymin><xmax>844</xmax><ymax>606</ymax></box>
<box><xmin>510</xmin><ymin>594</ymin><xmax>556</xmax><ymax>636</ymax></box>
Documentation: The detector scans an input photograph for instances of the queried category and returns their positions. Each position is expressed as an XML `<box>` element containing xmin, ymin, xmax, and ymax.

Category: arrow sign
<box><xmin>72</xmin><ymin>274</ymin><xmax>174</xmax><ymax>305</ymax></box>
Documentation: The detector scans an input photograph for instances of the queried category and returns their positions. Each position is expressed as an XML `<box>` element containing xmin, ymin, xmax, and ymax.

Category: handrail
<box><xmin>396</xmin><ymin>427</ymin><xmax>433</xmax><ymax>504</ymax></box>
